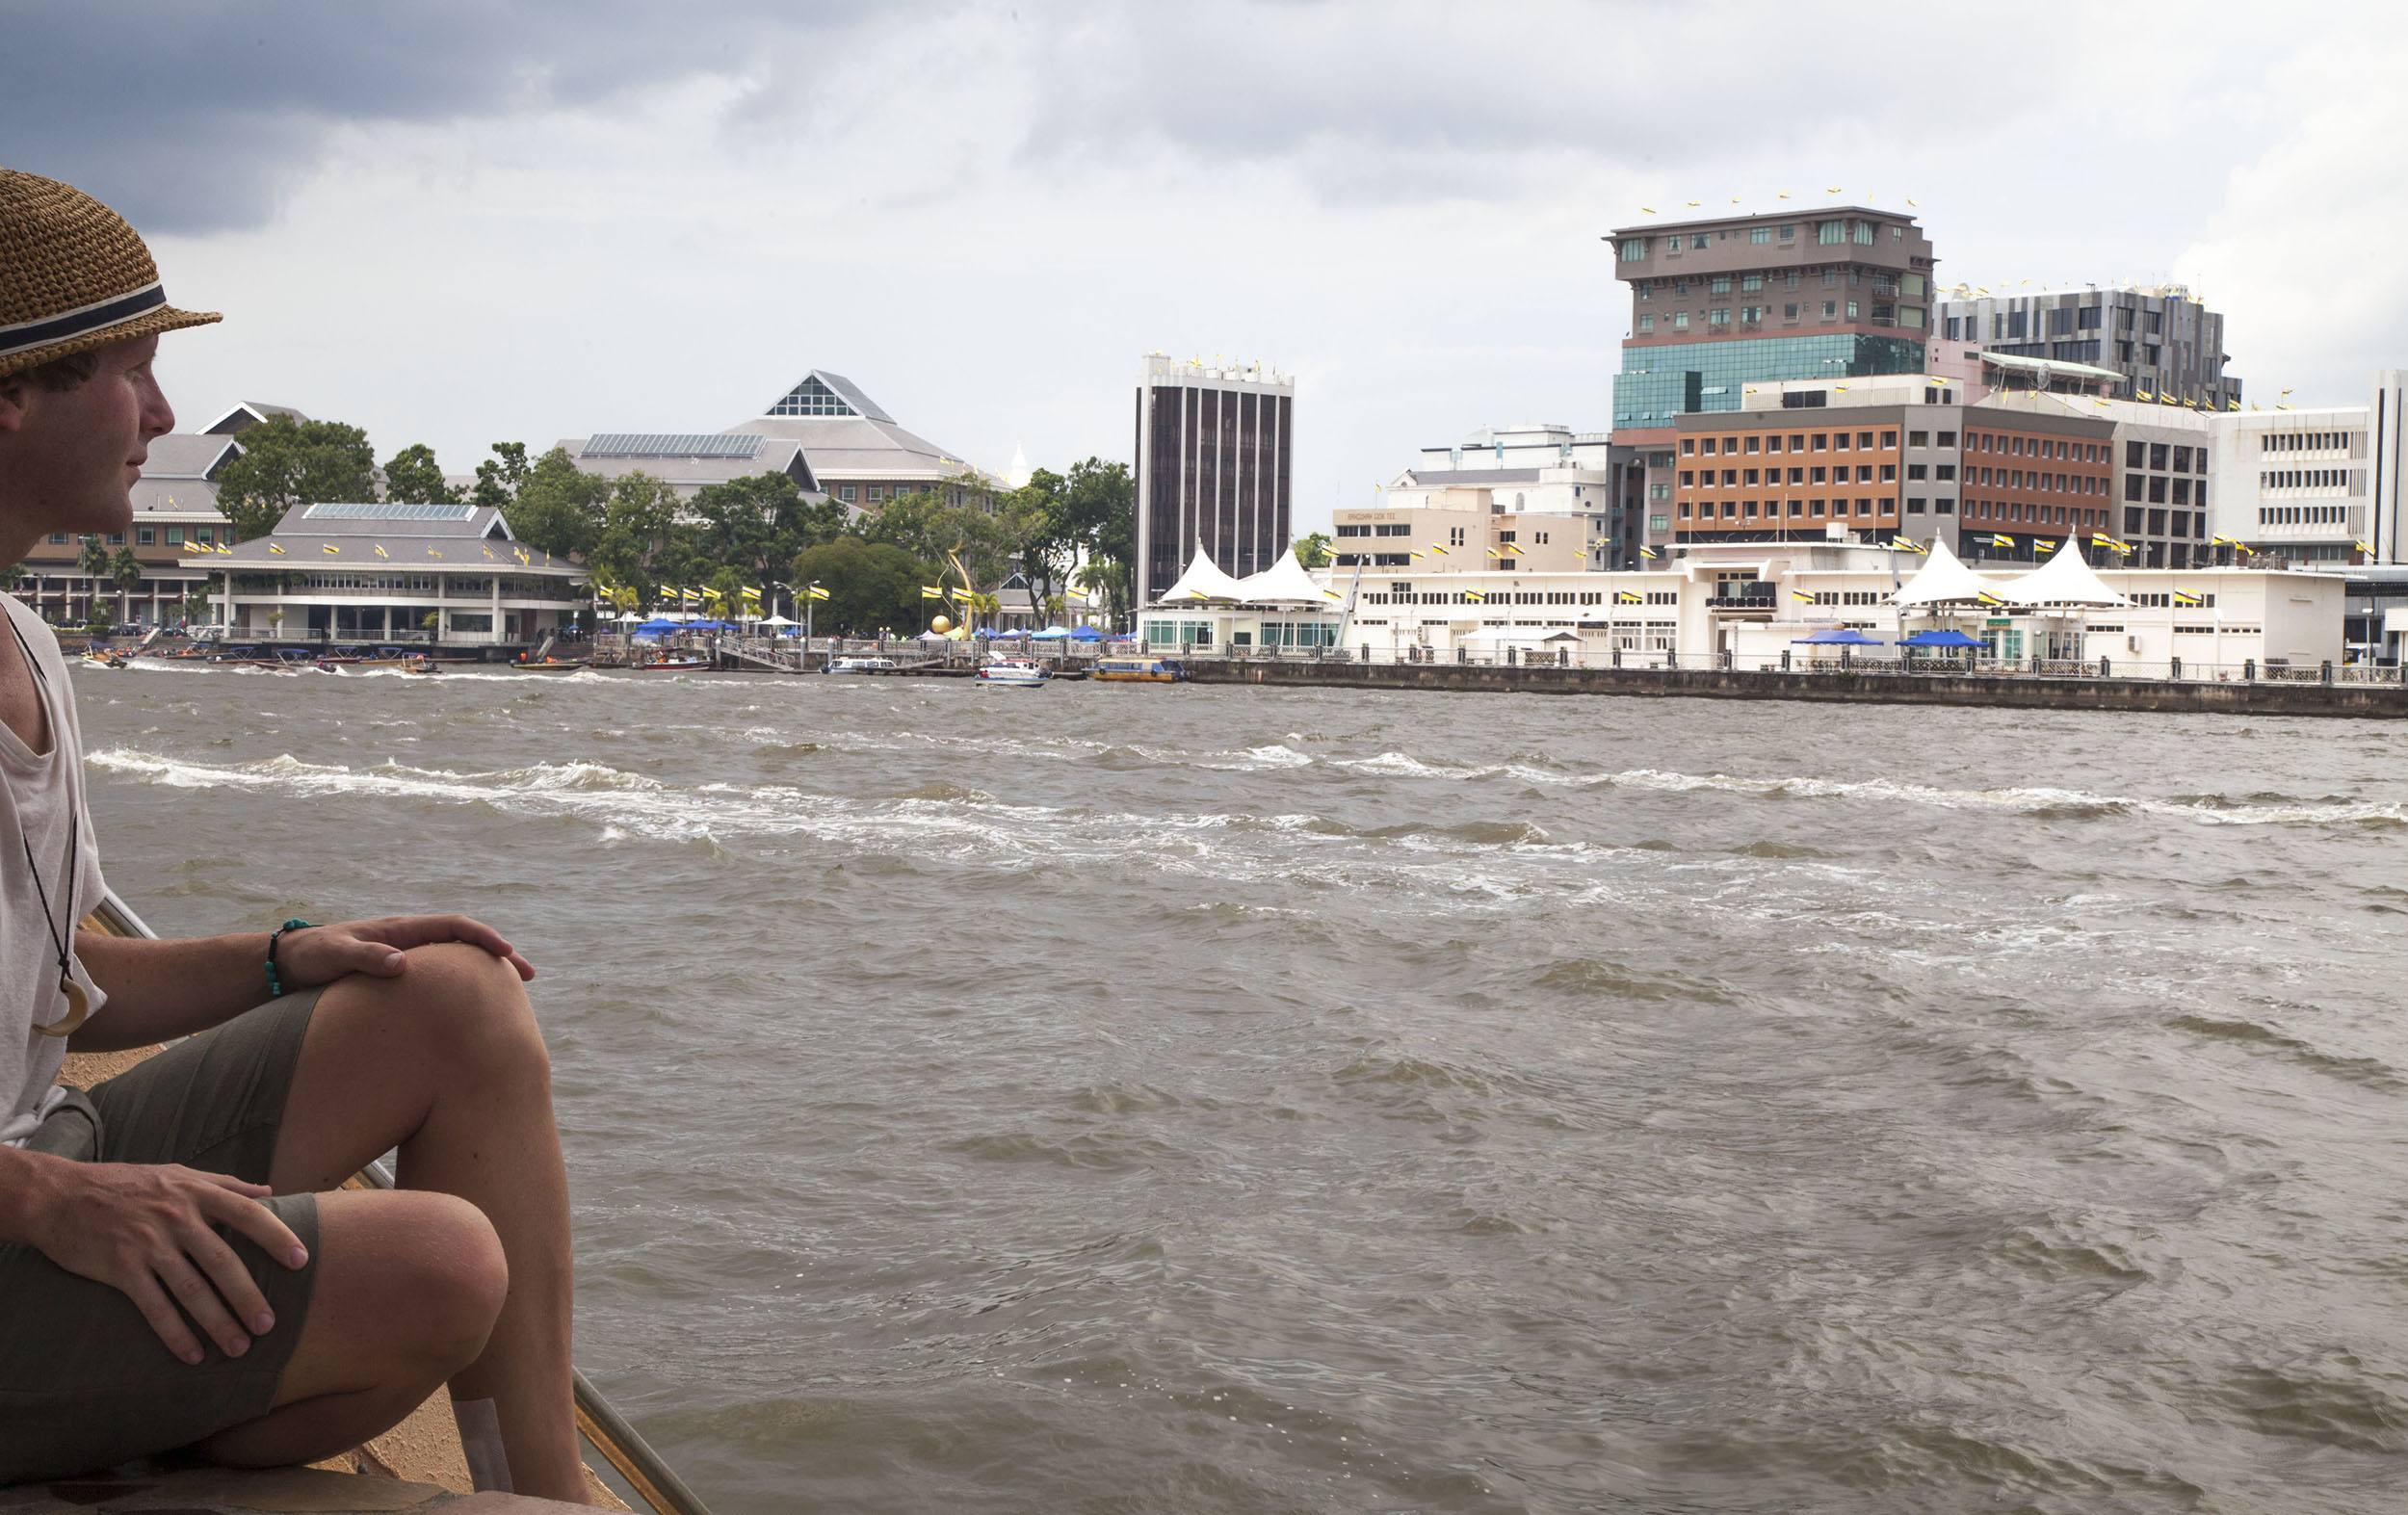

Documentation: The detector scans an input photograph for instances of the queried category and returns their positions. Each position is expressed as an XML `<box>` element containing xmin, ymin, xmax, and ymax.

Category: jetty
<box><xmin>1184</xmin><ymin>653</ymin><xmax>2408</xmax><ymax>718</ymax></box>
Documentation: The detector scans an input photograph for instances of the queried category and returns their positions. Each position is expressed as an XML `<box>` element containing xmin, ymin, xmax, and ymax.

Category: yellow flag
<box><xmin>322</xmin><ymin>544</ymin><xmax>340</xmax><ymax>555</ymax></box>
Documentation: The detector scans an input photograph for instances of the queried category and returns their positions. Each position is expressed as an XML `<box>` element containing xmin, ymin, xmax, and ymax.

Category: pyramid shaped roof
<box><xmin>2001</xmin><ymin>536</ymin><xmax>2131</xmax><ymax>608</ymax></box>
<box><xmin>1156</xmin><ymin>542</ymin><xmax>1249</xmax><ymax>604</ymax></box>
<box><xmin>1233</xmin><ymin>550</ymin><xmax>1335</xmax><ymax>606</ymax></box>
<box><xmin>1891</xmin><ymin>537</ymin><xmax>1999</xmax><ymax>607</ymax></box>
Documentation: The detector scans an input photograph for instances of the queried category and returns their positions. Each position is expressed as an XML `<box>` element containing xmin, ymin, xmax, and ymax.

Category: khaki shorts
<box><xmin>0</xmin><ymin>990</ymin><xmax>323</xmax><ymax>1483</ymax></box>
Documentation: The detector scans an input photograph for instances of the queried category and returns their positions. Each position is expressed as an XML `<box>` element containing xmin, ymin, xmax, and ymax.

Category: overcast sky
<box><xmin>6</xmin><ymin>0</ymin><xmax>2404</xmax><ymax>531</ymax></box>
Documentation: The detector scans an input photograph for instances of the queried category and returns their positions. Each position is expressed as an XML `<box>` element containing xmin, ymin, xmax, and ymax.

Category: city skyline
<box><xmin>3</xmin><ymin>1</ymin><xmax>2402</xmax><ymax>534</ymax></box>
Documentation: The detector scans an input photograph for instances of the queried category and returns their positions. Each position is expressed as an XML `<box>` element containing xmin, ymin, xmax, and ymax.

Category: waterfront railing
<box><xmin>1155</xmin><ymin>642</ymin><xmax>2406</xmax><ymax>689</ymax></box>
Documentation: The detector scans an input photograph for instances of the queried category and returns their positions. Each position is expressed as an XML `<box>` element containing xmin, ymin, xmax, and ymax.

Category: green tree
<box><xmin>1076</xmin><ymin>555</ymin><xmax>1130</xmax><ymax>628</ymax></box>
<box><xmin>861</xmin><ymin>490</ymin><xmax>1021</xmax><ymax>591</ymax></box>
<box><xmin>684</xmin><ymin>472</ymin><xmax>849</xmax><ymax>588</ymax></box>
<box><xmin>176</xmin><ymin>583</ymin><xmax>212</xmax><ymax>627</ymax></box>
<box><xmin>76</xmin><ymin>535</ymin><xmax>109</xmax><ymax>579</ymax></box>
<box><xmin>214</xmin><ymin>416</ymin><xmax>379</xmax><ymax>540</ymax></box>
<box><xmin>110</xmin><ymin>544</ymin><xmax>144</xmax><ymax>594</ymax></box>
<box><xmin>1064</xmin><ymin>457</ymin><xmax>1135</xmax><ymax>569</ymax></box>
<box><xmin>470</xmin><ymin>442</ymin><xmax>532</xmax><ymax>509</ymax></box>
<box><xmin>503</xmin><ymin>446</ymin><xmax>610</xmax><ymax>560</ymax></box>
<box><xmin>587</xmin><ymin>472</ymin><xmax>685</xmax><ymax>599</ymax></box>
<box><xmin>1291</xmin><ymin>531</ymin><xmax>1333</xmax><ymax>569</ymax></box>
<box><xmin>790</xmin><ymin>537</ymin><xmax>933</xmax><ymax>636</ymax></box>
<box><xmin>380</xmin><ymin>442</ymin><xmax>460</xmax><ymax>504</ymax></box>
<box><xmin>996</xmin><ymin>469</ymin><xmax>1074</xmax><ymax>622</ymax></box>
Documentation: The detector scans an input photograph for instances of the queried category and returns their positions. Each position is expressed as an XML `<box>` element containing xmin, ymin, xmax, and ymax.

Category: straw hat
<box><xmin>0</xmin><ymin>169</ymin><xmax>220</xmax><ymax>380</ymax></box>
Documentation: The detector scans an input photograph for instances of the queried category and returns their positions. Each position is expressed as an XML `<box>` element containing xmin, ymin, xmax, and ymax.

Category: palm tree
<box><xmin>108</xmin><ymin>545</ymin><xmax>144</xmax><ymax>624</ymax></box>
<box><xmin>1076</xmin><ymin>557</ymin><xmax>1128</xmax><ymax>628</ymax></box>
<box><xmin>75</xmin><ymin>535</ymin><xmax>108</xmax><ymax>624</ymax></box>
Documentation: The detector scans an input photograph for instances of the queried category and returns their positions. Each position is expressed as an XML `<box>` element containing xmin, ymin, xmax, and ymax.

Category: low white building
<box><xmin>188</xmin><ymin>503</ymin><xmax>587</xmax><ymax>652</ymax></box>
<box><xmin>1139</xmin><ymin>532</ymin><xmax>2343</xmax><ymax>676</ymax></box>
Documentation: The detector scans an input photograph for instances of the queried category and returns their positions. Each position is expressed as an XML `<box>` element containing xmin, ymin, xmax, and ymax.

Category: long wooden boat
<box><xmin>33</xmin><ymin>893</ymin><xmax>714</xmax><ymax>1515</ymax></box>
<box><xmin>1091</xmin><ymin>657</ymin><xmax>1188</xmax><ymax>683</ymax></box>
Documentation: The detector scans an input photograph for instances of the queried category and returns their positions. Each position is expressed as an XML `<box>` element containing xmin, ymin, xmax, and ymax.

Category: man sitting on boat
<box><xmin>0</xmin><ymin>170</ymin><xmax>596</xmax><ymax>1502</ymax></box>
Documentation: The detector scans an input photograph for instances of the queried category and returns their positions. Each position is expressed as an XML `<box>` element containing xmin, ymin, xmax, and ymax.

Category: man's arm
<box><xmin>69</xmin><ymin>927</ymin><xmax>276</xmax><ymax>1050</ymax></box>
<box><xmin>72</xmin><ymin>914</ymin><xmax>536</xmax><ymax>1054</ymax></box>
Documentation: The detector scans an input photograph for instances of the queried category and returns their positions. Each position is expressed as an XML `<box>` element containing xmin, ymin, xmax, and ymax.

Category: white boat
<box><xmin>827</xmin><ymin>656</ymin><xmax>897</xmax><ymax>674</ymax></box>
<box><xmin>976</xmin><ymin>658</ymin><xmax>1051</xmax><ymax>688</ymax></box>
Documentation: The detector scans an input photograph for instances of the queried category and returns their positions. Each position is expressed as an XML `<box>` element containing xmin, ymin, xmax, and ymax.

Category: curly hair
<box><xmin>2</xmin><ymin>350</ymin><xmax>100</xmax><ymax>392</ymax></box>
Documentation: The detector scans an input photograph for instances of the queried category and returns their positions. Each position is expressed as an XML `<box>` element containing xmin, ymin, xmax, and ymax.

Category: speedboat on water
<box><xmin>977</xmin><ymin>658</ymin><xmax>1051</xmax><ymax>688</ymax></box>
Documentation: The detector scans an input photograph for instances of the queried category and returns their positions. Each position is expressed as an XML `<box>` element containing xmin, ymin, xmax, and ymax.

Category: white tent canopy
<box><xmin>1891</xmin><ymin>537</ymin><xmax>1999</xmax><ymax>608</ymax></box>
<box><xmin>2001</xmin><ymin>536</ymin><xmax>2132</xmax><ymax>608</ymax></box>
<box><xmin>1232</xmin><ymin>549</ymin><xmax>1337</xmax><ymax>606</ymax></box>
<box><xmin>1156</xmin><ymin>543</ymin><xmax>1250</xmax><ymax>605</ymax></box>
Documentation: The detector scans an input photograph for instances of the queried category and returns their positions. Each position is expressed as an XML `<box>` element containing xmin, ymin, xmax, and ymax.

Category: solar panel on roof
<box><xmin>581</xmin><ymin>432</ymin><xmax>763</xmax><ymax>459</ymax></box>
<box><xmin>302</xmin><ymin>502</ymin><xmax>478</xmax><ymax>521</ymax></box>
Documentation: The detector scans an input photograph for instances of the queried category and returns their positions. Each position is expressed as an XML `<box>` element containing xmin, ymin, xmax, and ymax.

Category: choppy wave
<box><xmin>72</xmin><ymin>671</ymin><xmax>2408</xmax><ymax>1515</ymax></box>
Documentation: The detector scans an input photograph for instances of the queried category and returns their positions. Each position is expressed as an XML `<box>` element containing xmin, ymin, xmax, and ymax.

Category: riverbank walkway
<box><xmin>1184</xmin><ymin>649</ymin><xmax>2408</xmax><ymax>718</ymax></box>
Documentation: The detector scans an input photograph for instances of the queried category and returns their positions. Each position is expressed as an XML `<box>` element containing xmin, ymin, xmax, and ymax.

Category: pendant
<box><xmin>33</xmin><ymin>976</ymin><xmax>88</xmax><ymax>1038</ymax></box>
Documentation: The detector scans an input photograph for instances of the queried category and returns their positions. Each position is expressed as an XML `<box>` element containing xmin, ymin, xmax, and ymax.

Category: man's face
<box><xmin>0</xmin><ymin>335</ymin><xmax>176</xmax><ymax>555</ymax></box>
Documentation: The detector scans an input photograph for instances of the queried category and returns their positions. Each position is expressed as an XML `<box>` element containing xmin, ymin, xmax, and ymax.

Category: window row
<box><xmin>1965</xmin><ymin>468</ymin><xmax>2104</xmax><ymax>496</ymax></box>
<box><xmin>2123</xmin><ymin>475</ymin><xmax>2202</xmax><ymax>506</ymax></box>
<box><xmin>1684</xmin><ymin>464</ymin><xmax>1897</xmax><ymax>487</ymax></box>
<box><xmin>1635</xmin><ymin>267</ymin><xmax>1917</xmax><ymax>299</ymax></box>
<box><xmin>1684</xmin><ymin>430</ymin><xmax>1898</xmax><ymax>456</ymax></box>
<box><xmin>1678</xmin><ymin>498</ymin><xmax>1892</xmax><ymax>521</ymax></box>
<box><xmin>1970</xmin><ymin>432</ymin><xmax>2106</xmax><ymax>463</ymax></box>
<box><xmin>2257</xmin><ymin>469</ymin><xmax>2354</xmax><ymax>492</ymax></box>
<box><xmin>1960</xmin><ymin>501</ymin><xmax>2106</xmax><ymax>530</ymax></box>
<box><xmin>2261</xmin><ymin>430</ymin><xmax>2355</xmax><ymax>454</ymax></box>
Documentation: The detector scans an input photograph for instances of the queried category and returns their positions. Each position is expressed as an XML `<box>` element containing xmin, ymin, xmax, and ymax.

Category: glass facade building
<box><xmin>1613</xmin><ymin>334</ymin><xmax>1927</xmax><ymax>429</ymax></box>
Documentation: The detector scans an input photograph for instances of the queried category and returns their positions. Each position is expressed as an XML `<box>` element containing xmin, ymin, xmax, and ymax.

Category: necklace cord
<box><xmin>6</xmin><ymin>615</ymin><xmax>81</xmax><ymax>992</ymax></box>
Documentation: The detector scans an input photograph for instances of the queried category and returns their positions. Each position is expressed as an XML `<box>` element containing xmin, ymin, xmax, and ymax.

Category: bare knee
<box><xmin>372</xmin><ymin>1190</ymin><xmax>510</xmax><ymax>1378</ymax></box>
<box><xmin>277</xmin><ymin>1191</ymin><xmax>508</xmax><ymax>1404</ymax></box>
<box><xmin>395</xmin><ymin>943</ymin><xmax>549</xmax><ymax>1084</ymax></box>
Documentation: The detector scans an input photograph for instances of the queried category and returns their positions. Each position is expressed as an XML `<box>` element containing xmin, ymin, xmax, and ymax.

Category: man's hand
<box><xmin>22</xmin><ymin>1157</ymin><xmax>307</xmax><ymax>1364</ymax></box>
<box><xmin>278</xmin><ymin>914</ymin><xmax>537</xmax><ymax>988</ymax></box>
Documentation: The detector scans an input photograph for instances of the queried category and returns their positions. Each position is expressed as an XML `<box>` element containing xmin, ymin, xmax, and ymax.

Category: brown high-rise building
<box><xmin>1133</xmin><ymin>354</ymin><xmax>1294</xmax><ymax>607</ymax></box>
<box><xmin>1608</xmin><ymin>207</ymin><xmax>1940</xmax><ymax>558</ymax></box>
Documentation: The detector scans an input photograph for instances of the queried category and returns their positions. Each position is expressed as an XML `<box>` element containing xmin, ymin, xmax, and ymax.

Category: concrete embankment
<box><xmin>1187</xmin><ymin>660</ymin><xmax>2408</xmax><ymax>718</ymax></box>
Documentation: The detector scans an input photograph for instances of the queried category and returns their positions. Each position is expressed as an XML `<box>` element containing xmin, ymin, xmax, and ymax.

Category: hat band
<box><xmin>0</xmin><ymin>281</ymin><xmax>169</xmax><ymax>362</ymax></box>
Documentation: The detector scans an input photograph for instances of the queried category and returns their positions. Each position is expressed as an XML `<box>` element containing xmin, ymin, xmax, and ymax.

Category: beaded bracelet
<box><xmin>266</xmin><ymin>918</ymin><xmax>315</xmax><ymax>999</ymax></box>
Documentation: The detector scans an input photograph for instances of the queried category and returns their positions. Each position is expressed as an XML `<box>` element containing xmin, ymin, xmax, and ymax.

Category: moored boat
<box><xmin>1090</xmin><ymin>657</ymin><xmax>1186</xmax><ymax>684</ymax></box>
<box><xmin>826</xmin><ymin>656</ymin><xmax>897</xmax><ymax>674</ymax></box>
<box><xmin>976</xmin><ymin>657</ymin><xmax>1052</xmax><ymax>688</ymax></box>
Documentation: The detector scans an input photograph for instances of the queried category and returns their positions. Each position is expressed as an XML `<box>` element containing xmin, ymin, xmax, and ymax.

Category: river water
<box><xmin>67</xmin><ymin>663</ymin><xmax>2408</xmax><ymax>1513</ymax></box>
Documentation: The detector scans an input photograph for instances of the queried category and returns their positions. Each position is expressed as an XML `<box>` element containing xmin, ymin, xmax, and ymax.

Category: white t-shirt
<box><xmin>0</xmin><ymin>594</ymin><xmax>109</xmax><ymax>1147</ymax></box>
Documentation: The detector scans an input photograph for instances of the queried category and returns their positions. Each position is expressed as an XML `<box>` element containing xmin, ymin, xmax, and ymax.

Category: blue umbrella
<box><xmin>1029</xmin><ymin>625</ymin><xmax>1071</xmax><ymax>640</ymax></box>
<box><xmin>1899</xmin><ymin>629</ymin><xmax>1983</xmax><ymax>648</ymax></box>
<box><xmin>1793</xmin><ymin>627</ymin><xmax>1886</xmax><ymax>645</ymax></box>
<box><xmin>1068</xmin><ymin>626</ymin><xmax>1106</xmax><ymax>641</ymax></box>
